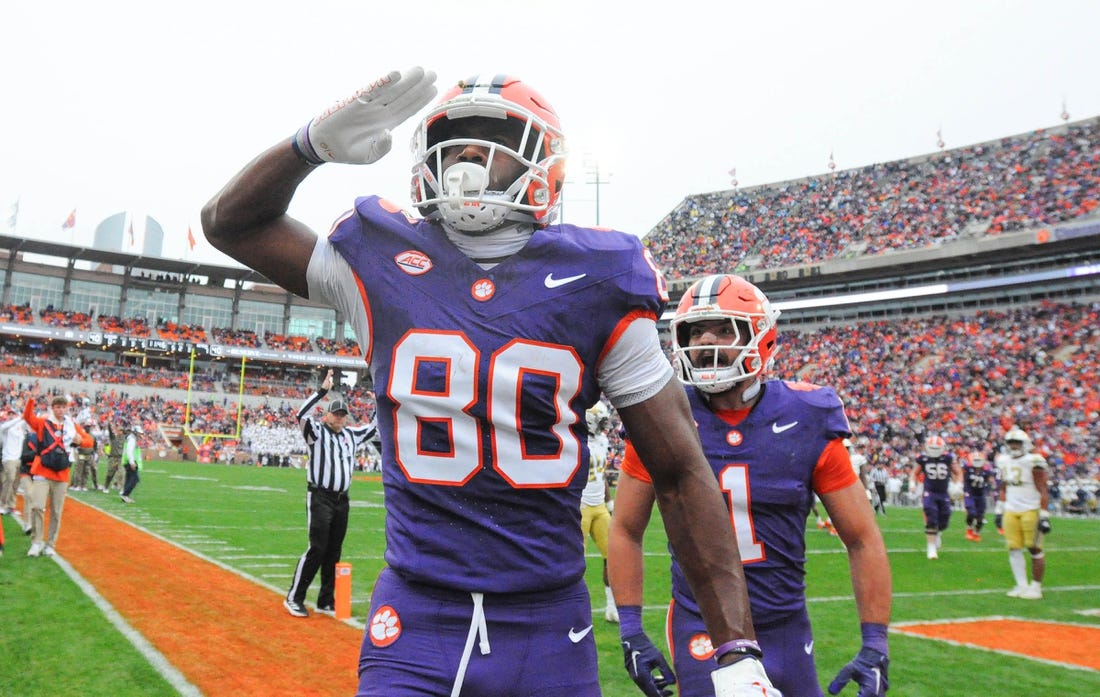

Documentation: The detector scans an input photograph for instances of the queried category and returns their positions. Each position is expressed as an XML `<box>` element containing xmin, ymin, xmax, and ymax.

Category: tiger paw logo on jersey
<box><xmin>369</xmin><ymin>605</ymin><xmax>402</xmax><ymax>647</ymax></box>
<box><xmin>689</xmin><ymin>633</ymin><xmax>715</xmax><ymax>660</ymax></box>
<box><xmin>726</xmin><ymin>430</ymin><xmax>743</xmax><ymax>447</ymax></box>
<box><xmin>471</xmin><ymin>278</ymin><xmax>496</xmax><ymax>301</ymax></box>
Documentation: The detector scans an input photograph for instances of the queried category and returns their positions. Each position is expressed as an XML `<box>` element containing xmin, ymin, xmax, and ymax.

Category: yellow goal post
<box><xmin>183</xmin><ymin>348</ymin><xmax>247</xmax><ymax>440</ymax></box>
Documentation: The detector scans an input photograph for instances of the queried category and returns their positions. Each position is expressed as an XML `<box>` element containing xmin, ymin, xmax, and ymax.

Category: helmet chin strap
<box><xmin>740</xmin><ymin>379</ymin><xmax>762</xmax><ymax>402</ymax></box>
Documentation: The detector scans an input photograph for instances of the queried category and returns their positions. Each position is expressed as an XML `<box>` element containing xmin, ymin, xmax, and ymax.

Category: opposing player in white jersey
<box><xmin>994</xmin><ymin>427</ymin><xmax>1051</xmax><ymax>599</ymax></box>
<box><xmin>581</xmin><ymin>401</ymin><xmax>618</xmax><ymax>623</ymax></box>
<box><xmin>203</xmin><ymin>68</ymin><xmax>777</xmax><ymax>696</ymax></box>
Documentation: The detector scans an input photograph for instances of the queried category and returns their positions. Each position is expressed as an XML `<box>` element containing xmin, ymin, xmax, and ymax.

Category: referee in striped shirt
<box><xmin>284</xmin><ymin>370</ymin><xmax>377</xmax><ymax>618</ymax></box>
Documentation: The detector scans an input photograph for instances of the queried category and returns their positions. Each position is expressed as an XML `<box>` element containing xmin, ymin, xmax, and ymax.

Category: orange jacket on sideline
<box><xmin>23</xmin><ymin>398</ymin><xmax>92</xmax><ymax>483</ymax></box>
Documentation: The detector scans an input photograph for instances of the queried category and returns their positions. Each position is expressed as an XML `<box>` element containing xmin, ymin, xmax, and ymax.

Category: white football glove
<box><xmin>293</xmin><ymin>67</ymin><xmax>437</xmax><ymax>165</ymax></box>
<box><xmin>712</xmin><ymin>657</ymin><xmax>783</xmax><ymax>697</ymax></box>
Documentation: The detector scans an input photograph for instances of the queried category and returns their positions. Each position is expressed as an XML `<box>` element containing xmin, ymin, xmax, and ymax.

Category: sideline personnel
<box><xmin>284</xmin><ymin>370</ymin><xmax>377</xmax><ymax>617</ymax></box>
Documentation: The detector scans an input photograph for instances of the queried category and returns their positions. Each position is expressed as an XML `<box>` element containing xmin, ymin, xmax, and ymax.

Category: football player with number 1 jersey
<box><xmin>204</xmin><ymin>69</ymin><xmax>776</xmax><ymax>696</ymax></box>
<box><xmin>608</xmin><ymin>275</ymin><xmax>892</xmax><ymax>697</ymax></box>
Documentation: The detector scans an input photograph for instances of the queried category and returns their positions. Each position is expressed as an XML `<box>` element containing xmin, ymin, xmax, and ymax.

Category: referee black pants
<box><xmin>287</xmin><ymin>485</ymin><xmax>349</xmax><ymax>607</ymax></box>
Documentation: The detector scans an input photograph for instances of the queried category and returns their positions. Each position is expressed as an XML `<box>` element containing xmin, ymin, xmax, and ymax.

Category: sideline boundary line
<box><xmin>51</xmin><ymin>554</ymin><xmax>204</xmax><ymax>696</ymax></box>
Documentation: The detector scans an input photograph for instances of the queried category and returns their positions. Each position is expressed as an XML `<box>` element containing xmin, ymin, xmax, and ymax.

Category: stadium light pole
<box><xmin>584</xmin><ymin>157</ymin><xmax>611</xmax><ymax>227</ymax></box>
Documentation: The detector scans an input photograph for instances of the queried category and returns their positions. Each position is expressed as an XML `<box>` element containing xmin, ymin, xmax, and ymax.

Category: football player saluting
<box><xmin>204</xmin><ymin>69</ymin><xmax>777</xmax><ymax>696</ymax></box>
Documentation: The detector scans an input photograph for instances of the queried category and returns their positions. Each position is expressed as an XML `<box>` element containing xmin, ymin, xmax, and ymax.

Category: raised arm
<box><xmin>200</xmin><ymin>142</ymin><xmax>319</xmax><ymax>297</ymax></box>
<box><xmin>200</xmin><ymin>67</ymin><xmax>438</xmax><ymax>298</ymax></box>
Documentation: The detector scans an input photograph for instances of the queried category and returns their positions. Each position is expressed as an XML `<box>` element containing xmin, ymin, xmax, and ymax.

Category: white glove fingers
<box><xmin>357</xmin><ymin>67</ymin><xmax>436</xmax><ymax>106</ymax></box>
<box><xmin>383</xmin><ymin>77</ymin><xmax>438</xmax><ymax>123</ymax></box>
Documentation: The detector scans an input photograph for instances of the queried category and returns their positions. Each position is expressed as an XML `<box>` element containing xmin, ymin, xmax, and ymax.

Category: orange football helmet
<box><xmin>411</xmin><ymin>75</ymin><xmax>566</xmax><ymax>233</ymax></box>
<box><xmin>924</xmin><ymin>435</ymin><xmax>947</xmax><ymax>458</ymax></box>
<box><xmin>671</xmin><ymin>274</ymin><xmax>780</xmax><ymax>394</ymax></box>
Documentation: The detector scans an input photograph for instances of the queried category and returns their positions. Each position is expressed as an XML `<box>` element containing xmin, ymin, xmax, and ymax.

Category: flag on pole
<box><xmin>128</xmin><ymin>219</ymin><xmax>135</xmax><ymax>247</ymax></box>
<box><xmin>61</xmin><ymin>208</ymin><xmax>77</xmax><ymax>230</ymax></box>
<box><xmin>187</xmin><ymin>226</ymin><xmax>197</xmax><ymax>251</ymax></box>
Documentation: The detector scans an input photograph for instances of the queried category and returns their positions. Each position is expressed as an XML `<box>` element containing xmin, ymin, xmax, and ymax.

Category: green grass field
<box><xmin>2</xmin><ymin>460</ymin><xmax>1098</xmax><ymax>696</ymax></box>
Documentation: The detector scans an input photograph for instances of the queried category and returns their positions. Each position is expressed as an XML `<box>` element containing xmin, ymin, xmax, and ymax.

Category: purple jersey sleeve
<box><xmin>668</xmin><ymin>380</ymin><xmax>851</xmax><ymax>626</ymax></box>
<box><xmin>327</xmin><ymin>197</ymin><xmax>666</xmax><ymax>593</ymax></box>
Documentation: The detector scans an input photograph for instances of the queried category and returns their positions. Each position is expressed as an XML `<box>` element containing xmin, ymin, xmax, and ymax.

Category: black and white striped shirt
<box><xmin>297</xmin><ymin>390</ymin><xmax>377</xmax><ymax>494</ymax></box>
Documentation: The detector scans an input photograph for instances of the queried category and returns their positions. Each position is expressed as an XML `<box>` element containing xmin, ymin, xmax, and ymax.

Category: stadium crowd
<box><xmin>645</xmin><ymin>118</ymin><xmax>1100</xmax><ymax>277</ymax></box>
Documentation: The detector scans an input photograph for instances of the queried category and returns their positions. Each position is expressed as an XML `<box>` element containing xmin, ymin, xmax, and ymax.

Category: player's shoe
<box><xmin>283</xmin><ymin>599</ymin><xmax>309</xmax><ymax>617</ymax></box>
<box><xmin>27</xmin><ymin>541</ymin><xmax>44</xmax><ymax>557</ymax></box>
<box><xmin>965</xmin><ymin>529</ymin><xmax>976</xmax><ymax>541</ymax></box>
<box><xmin>997</xmin><ymin>527</ymin><xmax>1004</xmax><ymax>536</ymax></box>
<box><xmin>1006</xmin><ymin>585</ymin><xmax>1026</xmax><ymax>598</ymax></box>
<box><xmin>971</xmin><ymin>532</ymin><xmax>982</xmax><ymax>542</ymax></box>
<box><xmin>927</xmin><ymin>548</ymin><xmax>938</xmax><ymax>560</ymax></box>
<box><xmin>41</xmin><ymin>545</ymin><xmax>56</xmax><ymax>557</ymax></box>
<box><xmin>1018</xmin><ymin>582</ymin><xmax>1043</xmax><ymax>600</ymax></box>
<box><xmin>316</xmin><ymin>604</ymin><xmax>335</xmax><ymax>617</ymax></box>
<box><xmin>816</xmin><ymin>520</ymin><xmax>827</xmax><ymax>529</ymax></box>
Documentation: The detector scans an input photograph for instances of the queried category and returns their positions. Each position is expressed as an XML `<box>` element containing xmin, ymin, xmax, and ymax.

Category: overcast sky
<box><xmin>2</xmin><ymin>0</ymin><xmax>1098</xmax><ymax>269</ymax></box>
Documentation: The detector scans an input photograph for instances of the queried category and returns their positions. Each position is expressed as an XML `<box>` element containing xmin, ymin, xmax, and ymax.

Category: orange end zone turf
<box><xmin>59</xmin><ymin>498</ymin><xmax>365</xmax><ymax>696</ymax></box>
<box><xmin>894</xmin><ymin>618</ymin><xmax>1100</xmax><ymax>671</ymax></box>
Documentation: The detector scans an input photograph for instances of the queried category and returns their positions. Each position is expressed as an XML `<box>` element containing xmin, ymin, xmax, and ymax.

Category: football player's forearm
<box><xmin>606</xmin><ymin>475</ymin><xmax>652</xmax><ymax>607</ymax></box>
<box><xmin>848</xmin><ymin>540</ymin><xmax>892</xmax><ymax>626</ymax></box>
<box><xmin>201</xmin><ymin>140</ymin><xmax>313</xmax><ymax>248</ymax></box>
<box><xmin>656</xmin><ymin>471</ymin><xmax>755</xmax><ymax>644</ymax></box>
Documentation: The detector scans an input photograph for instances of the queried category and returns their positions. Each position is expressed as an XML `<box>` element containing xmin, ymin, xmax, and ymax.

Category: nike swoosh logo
<box><xmin>545</xmin><ymin>273</ymin><xmax>587</xmax><ymax>288</ymax></box>
<box><xmin>630</xmin><ymin>649</ymin><xmax>642</xmax><ymax>672</ymax></box>
<box><xmin>568</xmin><ymin>625</ymin><xmax>593</xmax><ymax>643</ymax></box>
<box><xmin>803</xmin><ymin>640</ymin><xmax>814</xmax><ymax>654</ymax></box>
<box><xmin>772</xmin><ymin>421</ymin><xmax>798</xmax><ymax>434</ymax></box>
<box><xmin>872</xmin><ymin>667</ymin><xmax>881</xmax><ymax>692</ymax></box>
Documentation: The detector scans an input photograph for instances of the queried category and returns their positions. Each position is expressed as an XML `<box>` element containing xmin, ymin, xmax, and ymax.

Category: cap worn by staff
<box><xmin>327</xmin><ymin>399</ymin><xmax>349</xmax><ymax>416</ymax></box>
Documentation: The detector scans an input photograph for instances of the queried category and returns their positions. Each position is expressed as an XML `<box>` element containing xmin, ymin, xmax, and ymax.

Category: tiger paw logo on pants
<box><xmin>689</xmin><ymin>633</ymin><xmax>715</xmax><ymax>660</ymax></box>
<box><xmin>369</xmin><ymin>605</ymin><xmax>401</xmax><ymax>647</ymax></box>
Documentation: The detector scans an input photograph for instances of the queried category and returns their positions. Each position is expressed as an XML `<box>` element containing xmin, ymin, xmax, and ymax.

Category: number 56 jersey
<box><xmin>309</xmin><ymin>196</ymin><xmax>668</xmax><ymax>594</ymax></box>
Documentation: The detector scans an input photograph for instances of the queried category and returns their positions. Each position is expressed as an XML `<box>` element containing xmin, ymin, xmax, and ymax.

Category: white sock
<box><xmin>605</xmin><ymin>585</ymin><xmax>616</xmax><ymax>608</ymax></box>
<box><xmin>1008</xmin><ymin>549</ymin><xmax>1027</xmax><ymax>587</ymax></box>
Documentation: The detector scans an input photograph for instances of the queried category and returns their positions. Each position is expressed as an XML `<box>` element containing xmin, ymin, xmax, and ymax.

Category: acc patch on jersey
<box><xmin>394</xmin><ymin>250</ymin><xmax>433</xmax><ymax>276</ymax></box>
<box><xmin>689</xmin><ymin>633</ymin><xmax>715</xmax><ymax>661</ymax></box>
<box><xmin>369</xmin><ymin>605</ymin><xmax>402</xmax><ymax>647</ymax></box>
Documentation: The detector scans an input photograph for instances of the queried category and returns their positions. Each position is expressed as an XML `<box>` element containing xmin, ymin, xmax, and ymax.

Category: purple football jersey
<box><xmin>915</xmin><ymin>452</ymin><xmax>955</xmax><ymax>495</ymax></box>
<box><xmin>328</xmin><ymin>197</ymin><xmax>666</xmax><ymax>593</ymax></box>
<box><xmin>668</xmin><ymin>380</ymin><xmax>852</xmax><ymax>626</ymax></box>
<box><xmin>962</xmin><ymin>461</ymin><xmax>994</xmax><ymax>495</ymax></box>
